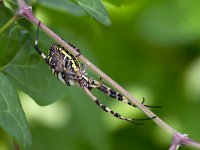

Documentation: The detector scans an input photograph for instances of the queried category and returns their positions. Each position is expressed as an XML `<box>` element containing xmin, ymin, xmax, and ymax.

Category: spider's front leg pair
<box><xmin>34</xmin><ymin>22</ymin><xmax>48</xmax><ymax>62</ymax></box>
<box><xmin>34</xmin><ymin>21</ymin><xmax>82</xmax><ymax>85</ymax></box>
<box><xmin>34</xmin><ymin>21</ymin><xmax>81</xmax><ymax>62</ymax></box>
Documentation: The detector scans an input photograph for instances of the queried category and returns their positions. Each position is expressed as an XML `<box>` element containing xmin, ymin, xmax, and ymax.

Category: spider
<box><xmin>34</xmin><ymin>21</ymin><xmax>158</xmax><ymax>125</ymax></box>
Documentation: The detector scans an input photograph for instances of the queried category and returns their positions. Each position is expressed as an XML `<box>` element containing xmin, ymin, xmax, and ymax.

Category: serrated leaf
<box><xmin>0</xmin><ymin>73</ymin><xmax>31</xmax><ymax>150</ymax></box>
<box><xmin>3</xmin><ymin>42</ymin><xmax>68</xmax><ymax>106</ymax></box>
<box><xmin>74</xmin><ymin>0</ymin><xmax>111</xmax><ymax>25</ymax></box>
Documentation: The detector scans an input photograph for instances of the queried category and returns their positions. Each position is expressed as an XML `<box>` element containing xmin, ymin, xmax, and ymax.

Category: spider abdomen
<box><xmin>47</xmin><ymin>44</ymin><xmax>80</xmax><ymax>86</ymax></box>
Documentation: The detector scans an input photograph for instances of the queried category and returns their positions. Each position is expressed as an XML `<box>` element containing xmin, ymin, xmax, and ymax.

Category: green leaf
<box><xmin>0</xmin><ymin>6</ymin><xmax>13</xmax><ymax>27</ymax></box>
<box><xmin>2</xmin><ymin>0</ymin><xmax>20</xmax><ymax>13</ymax></box>
<box><xmin>1</xmin><ymin>21</ymin><xmax>69</xmax><ymax>106</ymax></box>
<box><xmin>0</xmin><ymin>73</ymin><xmax>31</xmax><ymax>150</ymax></box>
<box><xmin>104</xmin><ymin>0</ymin><xmax>136</xmax><ymax>6</ymax></box>
<box><xmin>4</xmin><ymin>63</ymin><xmax>68</xmax><ymax>106</ymax></box>
<box><xmin>3</xmin><ymin>41</ymin><xmax>68</xmax><ymax>106</ymax></box>
<box><xmin>37</xmin><ymin>0</ymin><xmax>84</xmax><ymax>16</ymax></box>
<box><xmin>74</xmin><ymin>0</ymin><xmax>111</xmax><ymax>25</ymax></box>
<box><xmin>0</xmin><ymin>24</ymin><xmax>28</xmax><ymax>68</ymax></box>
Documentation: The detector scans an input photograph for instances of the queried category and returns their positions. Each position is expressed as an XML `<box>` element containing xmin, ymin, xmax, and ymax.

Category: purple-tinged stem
<box><xmin>16</xmin><ymin>0</ymin><xmax>200</xmax><ymax>149</ymax></box>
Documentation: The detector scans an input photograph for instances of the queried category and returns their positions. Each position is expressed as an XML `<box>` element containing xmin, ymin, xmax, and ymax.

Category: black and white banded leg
<box><xmin>83</xmin><ymin>87</ymin><xmax>155</xmax><ymax>124</ymax></box>
<box><xmin>98</xmin><ymin>84</ymin><xmax>161</xmax><ymax>108</ymax></box>
<box><xmin>89</xmin><ymin>80</ymin><xmax>161</xmax><ymax>109</ymax></box>
<box><xmin>34</xmin><ymin>21</ymin><xmax>48</xmax><ymax>61</ymax></box>
<box><xmin>66</xmin><ymin>42</ymin><xmax>81</xmax><ymax>58</ymax></box>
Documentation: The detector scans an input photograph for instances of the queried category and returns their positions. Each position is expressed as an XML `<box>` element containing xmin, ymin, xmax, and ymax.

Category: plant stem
<box><xmin>0</xmin><ymin>14</ymin><xmax>19</xmax><ymax>33</ymax></box>
<box><xmin>15</xmin><ymin>0</ymin><xmax>200</xmax><ymax>149</ymax></box>
<box><xmin>16</xmin><ymin>0</ymin><xmax>177</xmax><ymax>135</ymax></box>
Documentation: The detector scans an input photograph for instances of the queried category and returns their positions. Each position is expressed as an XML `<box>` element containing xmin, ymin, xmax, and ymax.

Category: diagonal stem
<box><xmin>16</xmin><ymin>0</ymin><xmax>177</xmax><ymax>135</ymax></box>
<box><xmin>16</xmin><ymin>0</ymin><xmax>200</xmax><ymax>149</ymax></box>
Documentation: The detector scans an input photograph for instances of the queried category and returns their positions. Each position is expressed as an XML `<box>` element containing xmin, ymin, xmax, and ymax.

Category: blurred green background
<box><xmin>1</xmin><ymin>0</ymin><xmax>200</xmax><ymax>149</ymax></box>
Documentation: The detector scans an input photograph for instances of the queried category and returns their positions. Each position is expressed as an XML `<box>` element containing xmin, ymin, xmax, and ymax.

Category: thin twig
<box><xmin>0</xmin><ymin>14</ymin><xmax>19</xmax><ymax>33</ymax></box>
<box><xmin>15</xmin><ymin>0</ymin><xmax>200</xmax><ymax>149</ymax></box>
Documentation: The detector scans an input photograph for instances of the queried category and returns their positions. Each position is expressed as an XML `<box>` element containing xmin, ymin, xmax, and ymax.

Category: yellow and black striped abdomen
<box><xmin>47</xmin><ymin>44</ymin><xmax>81</xmax><ymax>86</ymax></box>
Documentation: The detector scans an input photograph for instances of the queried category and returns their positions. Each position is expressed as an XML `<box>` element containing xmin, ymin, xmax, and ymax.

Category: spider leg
<box><xmin>99</xmin><ymin>77</ymin><xmax>103</xmax><ymax>86</ymax></box>
<box><xmin>61</xmin><ymin>70</ymin><xmax>81</xmax><ymax>86</ymax></box>
<box><xmin>83</xmin><ymin>87</ymin><xmax>155</xmax><ymax>124</ymax></box>
<box><xmin>67</xmin><ymin>42</ymin><xmax>81</xmax><ymax>57</ymax></box>
<box><xmin>142</xmin><ymin>98</ymin><xmax>162</xmax><ymax>108</ymax></box>
<box><xmin>89</xmin><ymin>80</ymin><xmax>138</xmax><ymax>107</ymax></box>
<box><xmin>34</xmin><ymin>21</ymin><xmax>48</xmax><ymax>61</ymax></box>
<box><xmin>90</xmin><ymin>80</ymin><xmax>160</xmax><ymax>108</ymax></box>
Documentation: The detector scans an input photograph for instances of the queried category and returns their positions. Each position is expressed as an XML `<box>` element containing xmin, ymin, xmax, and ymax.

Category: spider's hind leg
<box><xmin>95</xmin><ymin>83</ymin><xmax>138</xmax><ymax>107</ymax></box>
<box><xmin>95</xmin><ymin>81</ymin><xmax>161</xmax><ymax>108</ymax></box>
<box><xmin>142</xmin><ymin>98</ymin><xmax>162</xmax><ymax>108</ymax></box>
<box><xmin>83</xmin><ymin>87</ymin><xmax>155</xmax><ymax>124</ymax></box>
